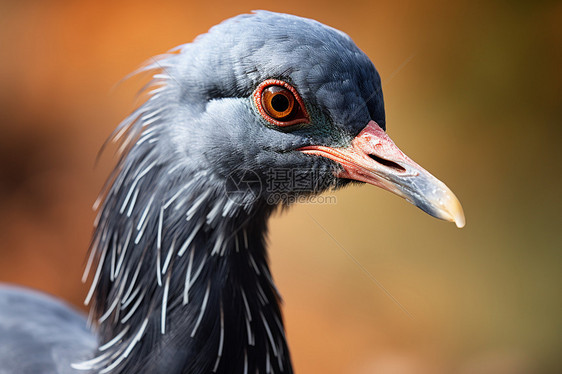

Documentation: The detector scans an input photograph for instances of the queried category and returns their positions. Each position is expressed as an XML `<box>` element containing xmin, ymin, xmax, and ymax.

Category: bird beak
<box><xmin>298</xmin><ymin>121</ymin><xmax>465</xmax><ymax>228</ymax></box>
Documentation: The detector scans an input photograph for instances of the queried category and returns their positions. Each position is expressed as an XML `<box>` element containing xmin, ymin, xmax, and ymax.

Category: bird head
<box><xmin>135</xmin><ymin>11</ymin><xmax>464</xmax><ymax>227</ymax></box>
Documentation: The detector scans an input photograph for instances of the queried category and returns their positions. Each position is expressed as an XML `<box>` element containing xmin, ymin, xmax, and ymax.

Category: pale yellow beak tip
<box><xmin>454</xmin><ymin>212</ymin><xmax>466</xmax><ymax>229</ymax></box>
<box><xmin>447</xmin><ymin>195</ymin><xmax>466</xmax><ymax>228</ymax></box>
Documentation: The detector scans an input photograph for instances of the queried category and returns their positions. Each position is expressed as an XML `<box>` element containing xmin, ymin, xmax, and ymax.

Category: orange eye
<box><xmin>263</xmin><ymin>86</ymin><xmax>294</xmax><ymax>120</ymax></box>
<box><xmin>253</xmin><ymin>79</ymin><xmax>309</xmax><ymax>127</ymax></box>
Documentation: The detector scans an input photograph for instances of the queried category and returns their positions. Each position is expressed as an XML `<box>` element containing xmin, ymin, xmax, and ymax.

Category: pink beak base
<box><xmin>298</xmin><ymin>121</ymin><xmax>465</xmax><ymax>228</ymax></box>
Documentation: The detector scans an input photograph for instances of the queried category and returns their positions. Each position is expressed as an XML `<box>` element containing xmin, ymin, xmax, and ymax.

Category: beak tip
<box><xmin>426</xmin><ymin>201</ymin><xmax>465</xmax><ymax>228</ymax></box>
<box><xmin>426</xmin><ymin>188</ymin><xmax>465</xmax><ymax>228</ymax></box>
<box><xmin>454</xmin><ymin>214</ymin><xmax>466</xmax><ymax>229</ymax></box>
<box><xmin>447</xmin><ymin>197</ymin><xmax>465</xmax><ymax>228</ymax></box>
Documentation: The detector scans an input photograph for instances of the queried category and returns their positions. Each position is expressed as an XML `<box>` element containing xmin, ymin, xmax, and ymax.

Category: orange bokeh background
<box><xmin>1</xmin><ymin>1</ymin><xmax>561</xmax><ymax>373</ymax></box>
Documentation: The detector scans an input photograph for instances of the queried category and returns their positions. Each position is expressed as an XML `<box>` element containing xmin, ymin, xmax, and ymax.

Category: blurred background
<box><xmin>0</xmin><ymin>0</ymin><xmax>560</xmax><ymax>373</ymax></box>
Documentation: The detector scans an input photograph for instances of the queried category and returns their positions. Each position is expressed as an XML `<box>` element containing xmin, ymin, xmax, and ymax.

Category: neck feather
<box><xmin>77</xmin><ymin>101</ymin><xmax>293</xmax><ymax>373</ymax></box>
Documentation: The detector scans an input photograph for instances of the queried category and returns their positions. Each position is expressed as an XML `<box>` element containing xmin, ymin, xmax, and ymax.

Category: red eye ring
<box><xmin>253</xmin><ymin>79</ymin><xmax>309</xmax><ymax>127</ymax></box>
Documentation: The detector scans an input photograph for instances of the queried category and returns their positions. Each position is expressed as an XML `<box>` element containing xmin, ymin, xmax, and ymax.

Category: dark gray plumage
<box><xmin>0</xmin><ymin>10</ymin><xmax>464</xmax><ymax>374</ymax></box>
<box><xmin>0</xmin><ymin>286</ymin><xmax>96</xmax><ymax>374</ymax></box>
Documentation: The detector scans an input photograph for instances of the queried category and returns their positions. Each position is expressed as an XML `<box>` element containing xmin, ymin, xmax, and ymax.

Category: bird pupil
<box><xmin>271</xmin><ymin>94</ymin><xmax>290</xmax><ymax>113</ymax></box>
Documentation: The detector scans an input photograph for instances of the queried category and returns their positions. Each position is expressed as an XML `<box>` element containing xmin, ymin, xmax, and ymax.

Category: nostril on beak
<box><xmin>368</xmin><ymin>154</ymin><xmax>406</xmax><ymax>173</ymax></box>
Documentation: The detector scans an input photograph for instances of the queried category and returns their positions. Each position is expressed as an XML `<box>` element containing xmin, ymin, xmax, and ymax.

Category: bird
<box><xmin>0</xmin><ymin>11</ymin><xmax>465</xmax><ymax>374</ymax></box>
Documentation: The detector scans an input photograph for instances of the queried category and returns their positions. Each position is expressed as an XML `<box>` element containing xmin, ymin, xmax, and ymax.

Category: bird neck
<box><xmin>81</xmin><ymin>140</ymin><xmax>293</xmax><ymax>373</ymax></box>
